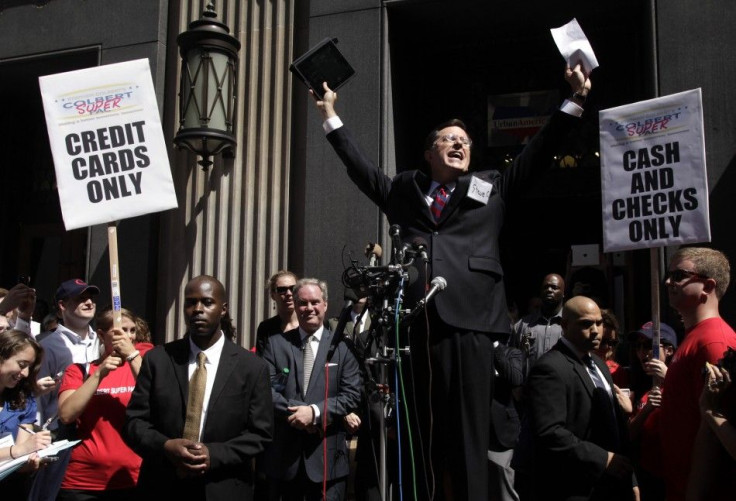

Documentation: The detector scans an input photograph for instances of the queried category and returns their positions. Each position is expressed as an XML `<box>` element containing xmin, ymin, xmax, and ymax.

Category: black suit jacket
<box><xmin>521</xmin><ymin>340</ymin><xmax>631</xmax><ymax>501</ymax></box>
<box><xmin>326</xmin><ymin>111</ymin><xmax>577</xmax><ymax>334</ymax></box>
<box><xmin>124</xmin><ymin>336</ymin><xmax>274</xmax><ymax>501</ymax></box>
<box><xmin>261</xmin><ymin>328</ymin><xmax>361</xmax><ymax>482</ymax></box>
<box><xmin>490</xmin><ymin>343</ymin><xmax>524</xmax><ymax>451</ymax></box>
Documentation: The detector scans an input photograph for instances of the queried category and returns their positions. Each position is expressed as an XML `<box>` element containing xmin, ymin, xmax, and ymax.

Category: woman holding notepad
<box><xmin>0</xmin><ymin>329</ymin><xmax>52</xmax><ymax>494</ymax></box>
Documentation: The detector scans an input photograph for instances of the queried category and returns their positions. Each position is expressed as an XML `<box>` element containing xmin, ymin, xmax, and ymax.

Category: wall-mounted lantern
<box><xmin>173</xmin><ymin>2</ymin><xmax>240</xmax><ymax>170</ymax></box>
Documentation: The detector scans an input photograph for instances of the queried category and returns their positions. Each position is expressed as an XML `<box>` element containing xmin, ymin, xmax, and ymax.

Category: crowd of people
<box><xmin>1</xmin><ymin>247</ymin><xmax>734</xmax><ymax>501</ymax></box>
<box><xmin>0</xmin><ymin>62</ymin><xmax>735</xmax><ymax>501</ymax></box>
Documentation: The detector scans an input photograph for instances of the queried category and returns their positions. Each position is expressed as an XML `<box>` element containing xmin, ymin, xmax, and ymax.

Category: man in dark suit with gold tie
<box><xmin>124</xmin><ymin>275</ymin><xmax>273</xmax><ymax>500</ymax></box>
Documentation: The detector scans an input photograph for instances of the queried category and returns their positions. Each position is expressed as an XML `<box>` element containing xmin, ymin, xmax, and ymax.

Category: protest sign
<box><xmin>599</xmin><ymin>89</ymin><xmax>710</xmax><ymax>253</ymax></box>
<box><xmin>39</xmin><ymin>59</ymin><xmax>178</xmax><ymax>231</ymax></box>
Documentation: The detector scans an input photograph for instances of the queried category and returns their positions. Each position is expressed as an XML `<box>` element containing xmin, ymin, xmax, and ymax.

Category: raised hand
<box><xmin>564</xmin><ymin>63</ymin><xmax>591</xmax><ymax>99</ymax></box>
<box><xmin>311</xmin><ymin>82</ymin><xmax>338</xmax><ymax>121</ymax></box>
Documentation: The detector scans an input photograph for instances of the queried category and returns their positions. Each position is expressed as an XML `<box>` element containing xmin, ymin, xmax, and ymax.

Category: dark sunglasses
<box><xmin>601</xmin><ymin>338</ymin><xmax>619</xmax><ymax>348</ymax></box>
<box><xmin>275</xmin><ymin>285</ymin><xmax>294</xmax><ymax>294</ymax></box>
<box><xmin>665</xmin><ymin>269</ymin><xmax>706</xmax><ymax>283</ymax></box>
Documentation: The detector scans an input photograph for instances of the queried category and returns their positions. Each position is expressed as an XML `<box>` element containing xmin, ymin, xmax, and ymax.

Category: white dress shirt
<box><xmin>187</xmin><ymin>332</ymin><xmax>226</xmax><ymax>441</ymax></box>
<box><xmin>424</xmin><ymin>180</ymin><xmax>457</xmax><ymax>207</ymax></box>
<box><xmin>560</xmin><ymin>337</ymin><xmax>613</xmax><ymax>396</ymax></box>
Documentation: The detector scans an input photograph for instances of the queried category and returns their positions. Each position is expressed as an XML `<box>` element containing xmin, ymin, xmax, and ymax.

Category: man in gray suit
<box><xmin>262</xmin><ymin>278</ymin><xmax>362</xmax><ymax>500</ymax></box>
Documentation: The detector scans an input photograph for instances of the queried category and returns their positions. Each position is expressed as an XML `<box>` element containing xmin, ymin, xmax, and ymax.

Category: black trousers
<box><xmin>270</xmin><ymin>467</ymin><xmax>347</xmax><ymax>501</ymax></box>
<box><xmin>402</xmin><ymin>309</ymin><xmax>495</xmax><ymax>501</ymax></box>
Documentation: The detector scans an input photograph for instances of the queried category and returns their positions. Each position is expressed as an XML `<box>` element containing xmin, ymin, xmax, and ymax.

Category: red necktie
<box><xmin>430</xmin><ymin>185</ymin><xmax>449</xmax><ymax>221</ymax></box>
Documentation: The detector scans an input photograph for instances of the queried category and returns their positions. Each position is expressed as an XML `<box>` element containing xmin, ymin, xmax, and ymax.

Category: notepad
<box><xmin>290</xmin><ymin>38</ymin><xmax>356</xmax><ymax>99</ymax></box>
<box><xmin>0</xmin><ymin>439</ymin><xmax>81</xmax><ymax>481</ymax></box>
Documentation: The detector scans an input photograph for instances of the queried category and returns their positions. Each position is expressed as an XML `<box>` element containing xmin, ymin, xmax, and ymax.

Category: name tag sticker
<box><xmin>467</xmin><ymin>176</ymin><xmax>492</xmax><ymax>205</ymax></box>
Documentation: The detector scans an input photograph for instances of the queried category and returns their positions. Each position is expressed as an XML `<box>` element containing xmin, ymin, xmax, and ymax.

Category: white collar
<box><xmin>428</xmin><ymin>180</ymin><xmax>457</xmax><ymax>195</ymax></box>
<box><xmin>299</xmin><ymin>325</ymin><xmax>324</xmax><ymax>343</ymax></box>
<box><xmin>350</xmin><ymin>310</ymin><xmax>363</xmax><ymax>324</ymax></box>
<box><xmin>188</xmin><ymin>331</ymin><xmax>226</xmax><ymax>366</ymax></box>
<box><xmin>56</xmin><ymin>324</ymin><xmax>96</xmax><ymax>344</ymax></box>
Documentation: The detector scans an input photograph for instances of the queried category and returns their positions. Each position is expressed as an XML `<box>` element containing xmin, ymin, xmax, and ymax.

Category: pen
<box><xmin>41</xmin><ymin>415</ymin><xmax>56</xmax><ymax>430</ymax></box>
<box><xmin>19</xmin><ymin>425</ymin><xmax>36</xmax><ymax>435</ymax></box>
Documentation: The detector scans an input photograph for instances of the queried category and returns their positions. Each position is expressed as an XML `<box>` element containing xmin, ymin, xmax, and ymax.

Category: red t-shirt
<box><xmin>606</xmin><ymin>359</ymin><xmax>631</xmax><ymax>388</ymax></box>
<box><xmin>59</xmin><ymin>344</ymin><xmax>150</xmax><ymax>491</ymax></box>
<box><xmin>660</xmin><ymin>317</ymin><xmax>736</xmax><ymax>501</ymax></box>
<box><xmin>633</xmin><ymin>391</ymin><xmax>663</xmax><ymax>476</ymax></box>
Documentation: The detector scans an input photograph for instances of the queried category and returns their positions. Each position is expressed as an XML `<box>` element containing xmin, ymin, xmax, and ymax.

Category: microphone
<box><xmin>365</xmin><ymin>242</ymin><xmax>382</xmax><ymax>267</ymax></box>
<box><xmin>390</xmin><ymin>225</ymin><xmax>403</xmax><ymax>264</ymax></box>
<box><xmin>423</xmin><ymin>276</ymin><xmax>447</xmax><ymax>305</ymax></box>
<box><xmin>402</xmin><ymin>276</ymin><xmax>447</xmax><ymax>325</ymax></box>
<box><xmin>405</xmin><ymin>265</ymin><xmax>419</xmax><ymax>286</ymax></box>
<box><xmin>412</xmin><ymin>237</ymin><xmax>429</xmax><ymax>263</ymax></box>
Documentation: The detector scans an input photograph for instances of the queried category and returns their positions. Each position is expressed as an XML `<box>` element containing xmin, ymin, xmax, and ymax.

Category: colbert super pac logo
<box><xmin>56</xmin><ymin>84</ymin><xmax>139</xmax><ymax>118</ymax></box>
<box><xmin>605</xmin><ymin>105</ymin><xmax>687</xmax><ymax>140</ymax></box>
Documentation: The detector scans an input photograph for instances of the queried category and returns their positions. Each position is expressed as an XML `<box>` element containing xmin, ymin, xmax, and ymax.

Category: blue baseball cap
<box><xmin>55</xmin><ymin>279</ymin><xmax>100</xmax><ymax>302</ymax></box>
<box><xmin>629</xmin><ymin>321</ymin><xmax>678</xmax><ymax>349</ymax></box>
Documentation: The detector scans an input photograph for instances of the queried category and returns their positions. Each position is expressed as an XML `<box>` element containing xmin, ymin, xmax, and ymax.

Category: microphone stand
<box><xmin>345</xmin><ymin>232</ymin><xmax>434</xmax><ymax>501</ymax></box>
<box><xmin>357</xmin><ymin>272</ymin><xmax>409</xmax><ymax>501</ymax></box>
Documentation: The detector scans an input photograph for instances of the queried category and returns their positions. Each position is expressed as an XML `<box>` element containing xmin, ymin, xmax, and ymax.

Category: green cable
<box><xmin>395</xmin><ymin>291</ymin><xmax>419</xmax><ymax>501</ymax></box>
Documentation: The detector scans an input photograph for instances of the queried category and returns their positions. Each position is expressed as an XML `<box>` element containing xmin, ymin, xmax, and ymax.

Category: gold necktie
<box><xmin>183</xmin><ymin>351</ymin><xmax>207</xmax><ymax>441</ymax></box>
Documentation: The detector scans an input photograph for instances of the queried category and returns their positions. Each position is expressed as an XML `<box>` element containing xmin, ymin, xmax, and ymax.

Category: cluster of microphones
<box><xmin>341</xmin><ymin>225</ymin><xmax>447</xmax><ymax>323</ymax></box>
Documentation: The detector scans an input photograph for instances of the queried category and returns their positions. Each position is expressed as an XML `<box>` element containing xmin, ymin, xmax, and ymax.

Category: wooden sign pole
<box><xmin>108</xmin><ymin>222</ymin><xmax>122</xmax><ymax>329</ymax></box>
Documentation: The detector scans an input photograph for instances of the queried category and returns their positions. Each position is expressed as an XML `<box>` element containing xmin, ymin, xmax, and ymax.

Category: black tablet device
<box><xmin>289</xmin><ymin>38</ymin><xmax>355</xmax><ymax>99</ymax></box>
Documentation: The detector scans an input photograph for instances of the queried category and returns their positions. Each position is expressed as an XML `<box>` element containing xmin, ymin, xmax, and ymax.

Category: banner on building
<box><xmin>599</xmin><ymin>89</ymin><xmax>710</xmax><ymax>252</ymax></box>
<box><xmin>39</xmin><ymin>59</ymin><xmax>178</xmax><ymax>231</ymax></box>
<box><xmin>488</xmin><ymin>90</ymin><xmax>559</xmax><ymax>147</ymax></box>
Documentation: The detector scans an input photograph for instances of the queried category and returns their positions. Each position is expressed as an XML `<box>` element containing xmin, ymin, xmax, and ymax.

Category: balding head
<box><xmin>562</xmin><ymin>296</ymin><xmax>603</xmax><ymax>354</ymax></box>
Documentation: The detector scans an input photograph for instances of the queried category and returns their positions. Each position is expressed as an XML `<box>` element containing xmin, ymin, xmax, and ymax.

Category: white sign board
<box><xmin>599</xmin><ymin>89</ymin><xmax>710</xmax><ymax>252</ymax></box>
<box><xmin>40</xmin><ymin>59</ymin><xmax>178</xmax><ymax>230</ymax></box>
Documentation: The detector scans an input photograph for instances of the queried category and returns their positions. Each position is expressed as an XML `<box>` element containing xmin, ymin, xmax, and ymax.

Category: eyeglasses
<box><xmin>665</xmin><ymin>269</ymin><xmax>706</xmax><ymax>283</ymax></box>
<box><xmin>275</xmin><ymin>285</ymin><xmax>294</xmax><ymax>295</ymax></box>
<box><xmin>437</xmin><ymin>134</ymin><xmax>472</xmax><ymax>147</ymax></box>
<box><xmin>601</xmin><ymin>338</ymin><xmax>619</xmax><ymax>348</ymax></box>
